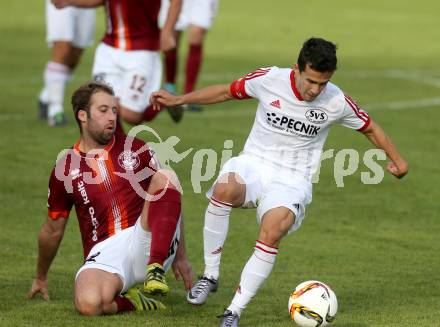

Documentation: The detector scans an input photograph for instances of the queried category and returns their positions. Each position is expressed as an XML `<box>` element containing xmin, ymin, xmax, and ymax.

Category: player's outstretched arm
<box><xmin>28</xmin><ymin>217</ymin><xmax>68</xmax><ymax>301</ymax></box>
<box><xmin>361</xmin><ymin>120</ymin><xmax>408</xmax><ymax>179</ymax></box>
<box><xmin>151</xmin><ymin>84</ymin><xmax>233</xmax><ymax>110</ymax></box>
<box><xmin>51</xmin><ymin>0</ymin><xmax>104</xmax><ymax>9</ymax></box>
<box><xmin>171</xmin><ymin>219</ymin><xmax>193</xmax><ymax>290</ymax></box>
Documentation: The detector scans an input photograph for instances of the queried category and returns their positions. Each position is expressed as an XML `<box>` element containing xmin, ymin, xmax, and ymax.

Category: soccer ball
<box><xmin>288</xmin><ymin>280</ymin><xmax>338</xmax><ymax>327</ymax></box>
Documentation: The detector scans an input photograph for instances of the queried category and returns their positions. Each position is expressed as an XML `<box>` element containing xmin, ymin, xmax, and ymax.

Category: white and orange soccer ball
<box><xmin>288</xmin><ymin>280</ymin><xmax>338</xmax><ymax>327</ymax></box>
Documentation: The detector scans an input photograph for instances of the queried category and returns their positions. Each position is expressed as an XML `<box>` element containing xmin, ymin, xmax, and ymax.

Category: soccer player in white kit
<box><xmin>159</xmin><ymin>0</ymin><xmax>219</xmax><ymax>111</ymax></box>
<box><xmin>151</xmin><ymin>38</ymin><xmax>409</xmax><ymax>326</ymax></box>
<box><xmin>38</xmin><ymin>0</ymin><xmax>95</xmax><ymax>126</ymax></box>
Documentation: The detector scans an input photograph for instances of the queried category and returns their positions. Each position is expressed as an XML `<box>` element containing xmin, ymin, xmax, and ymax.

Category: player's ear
<box><xmin>78</xmin><ymin>110</ymin><xmax>88</xmax><ymax>124</ymax></box>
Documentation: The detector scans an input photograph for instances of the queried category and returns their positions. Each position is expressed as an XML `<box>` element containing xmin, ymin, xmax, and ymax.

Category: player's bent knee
<box><xmin>75</xmin><ymin>293</ymin><xmax>103</xmax><ymax>316</ymax></box>
<box><xmin>212</xmin><ymin>181</ymin><xmax>244</xmax><ymax>207</ymax></box>
<box><xmin>66</xmin><ymin>48</ymin><xmax>83</xmax><ymax>69</ymax></box>
<box><xmin>51</xmin><ymin>42</ymin><xmax>75</xmax><ymax>64</ymax></box>
<box><xmin>188</xmin><ymin>26</ymin><xmax>206</xmax><ymax>44</ymax></box>
<box><xmin>75</xmin><ymin>301</ymin><xmax>102</xmax><ymax>316</ymax></box>
<box><xmin>258</xmin><ymin>227</ymin><xmax>283</xmax><ymax>247</ymax></box>
<box><xmin>259</xmin><ymin>211</ymin><xmax>295</xmax><ymax>246</ymax></box>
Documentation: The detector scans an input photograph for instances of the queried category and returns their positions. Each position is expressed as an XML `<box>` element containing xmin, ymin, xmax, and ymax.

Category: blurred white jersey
<box><xmin>229</xmin><ymin>66</ymin><xmax>370</xmax><ymax>182</ymax></box>
<box><xmin>46</xmin><ymin>0</ymin><xmax>95</xmax><ymax>48</ymax></box>
<box><xmin>159</xmin><ymin>0</ymin><xmax>219</xmax><ymax>30</ymax></box>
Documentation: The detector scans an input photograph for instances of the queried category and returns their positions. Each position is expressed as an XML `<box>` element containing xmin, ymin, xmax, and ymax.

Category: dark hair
<box><xmin>71</xmin><ymin>81</ymin><xmax>114</xmax><ymax>131</ymax></box>
<box><xmin>297</xmin><ymin>38</ymin><xmax>337</xmax><ymax>73</ymax></box>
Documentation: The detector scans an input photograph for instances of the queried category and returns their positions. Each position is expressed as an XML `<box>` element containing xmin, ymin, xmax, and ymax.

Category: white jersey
<box><xmin>92</xmin><ymin>43</ymin><xmax>162</xmax><ymax>113</ymax></box>
<box><xmin>229</xmin><ymin>66</ymin><xmax>370</xmax><ymax>182</ymax></box>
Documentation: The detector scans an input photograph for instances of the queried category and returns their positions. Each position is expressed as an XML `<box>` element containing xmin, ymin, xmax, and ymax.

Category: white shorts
<box><xmin>46</xmin><ymin>0</ymin><xmax>95</xmax><ymax>48</ymax></box>
<box><xmin>75</xmin><ymin>217</ymin><xmax>180</xmax><ymax>293</ymax></box>
<box><xmin>207</xmin><ymin>154</ymin><xmax>312</xmax><ymax>234</ymax></box>
<box><xmin>92</xmin><ymin>43</ymin><xmax>162</xmax><ymax>113</ymax></box>
<box><xmin>159</xmin><ymin>0</ymin><xmax>219</xmax><ymax>30</ymax></box>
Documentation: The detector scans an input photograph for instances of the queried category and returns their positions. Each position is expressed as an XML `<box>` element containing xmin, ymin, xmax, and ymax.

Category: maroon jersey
<box><xmin>102</xmin><ymin>0</ymin><xmax>161</xmax><ymax>51</ymax></box>
<box><xmin>48</xmin><ymin>134</ymin><xmax>159</xmax><ymax>258</ymax></box>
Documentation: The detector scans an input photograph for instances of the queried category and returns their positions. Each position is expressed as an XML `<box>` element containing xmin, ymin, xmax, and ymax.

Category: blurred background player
<box><xmin>38</xmin><ymin>0</ymin><xmax>95</xmax><ymax>126</ymax></box>
<box><xmin>52</xmin><ymin>0</ymin><xmax>184</xmax><ymax>129</ymax></box>
<box><xmin>159</xmin><ymin>0</ymin><xmax>219</xmax><ymax>111</ymax></box>
<box><xmin>28</xmin><ymin>81</ymin><xmax>193</xmax><ymax>315</ymax></box>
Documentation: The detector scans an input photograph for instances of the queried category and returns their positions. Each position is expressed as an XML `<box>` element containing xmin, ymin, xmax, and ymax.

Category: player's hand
<box><xmin>51</xmin><ymin>0</ymin><xmax>72</xmax><ymax>9</ymax></box>
<box><xmin>150</xmin><ymin>90</ymin><xmax>180</xmax><ymax>110</ymax></box>
<box><xmin>387</xmin><ymin>161</ymin><xmax>408</xmax><ymax>179</ymax></box>
<box><xmin>171</xmin><ymin>257</ymin><xmax>193</xmax><ymax>290</ymax></box>
<box><xmin>28</xmin><ymin>278</ymin><xmax>50</xmax><ymax>301</ymax></box>
<box><xmin>160</xmin><ymin>29</ymin><xmax>176</xmax><ymax>52</ymax></box>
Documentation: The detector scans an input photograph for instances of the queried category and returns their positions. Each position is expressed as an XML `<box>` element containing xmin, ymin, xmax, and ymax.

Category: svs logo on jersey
<box><xmin>305</xmin><ymin>109</ymin><xmax>328</xmax><ymax>124</ymax></box>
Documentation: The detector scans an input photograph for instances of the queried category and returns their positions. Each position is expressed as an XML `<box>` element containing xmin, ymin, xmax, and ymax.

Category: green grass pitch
<box><xmin>1</xmin><ymin>0</ymin><xmax>440</xmax><ymax>326</ymax></box>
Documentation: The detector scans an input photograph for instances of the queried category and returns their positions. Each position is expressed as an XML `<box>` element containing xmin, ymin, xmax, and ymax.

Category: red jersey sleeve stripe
<box><xmin>344</xmin><ymin>95</ymin><xmax>369</xmax><ymax>122</ymax></box>
<box><xmin>357</xmin><ymin>117</ymin><xmax>371</xmax><ymax>132</ymax></box>
<box><xmin>244</xmin><ymin>68</ymin><xmax>270</xmax><ymax>80</ymax></box>
<box><xmin>344</xmin><ymin>95</ymin><xmax>369</xmax><ymax>120</ymax></box>
<box><xmin>344</xmin><ymin>95</ymin><xmax>371</xmax><ymax>131</ymax></box>
<box><xmin>230</xmin><ymin>79</ymin><xmax>251</xmax><ymax>100</ymax></box>
<box><xmin>48</xmin><ymin>209</ymin><xmax>70</xmax><ymax>220</ymax></box>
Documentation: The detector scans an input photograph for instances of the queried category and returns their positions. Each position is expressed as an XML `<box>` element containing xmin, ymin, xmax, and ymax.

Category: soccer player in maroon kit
<box><xmin>51</xmin><ymin>0</ymin><xmax>184</xmax><ymax>126</ymax></box>
<box><xmin>28</xmin><ymin>82</ymin><xmax>193</xmax><ymax>315</ymax></box>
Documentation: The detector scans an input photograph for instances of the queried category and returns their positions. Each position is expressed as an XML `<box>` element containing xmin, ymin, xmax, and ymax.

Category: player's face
<box><xmin>84</xmin><ymin>92</ymin><xmax>117</xmax><ymax>145</ymax></box>
<box><xmin>294</xmin><ymin>64</ymin><xmax>334</xmax><ymax>102</ymax></box>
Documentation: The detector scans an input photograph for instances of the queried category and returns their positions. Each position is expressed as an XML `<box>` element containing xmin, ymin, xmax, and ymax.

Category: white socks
<box><xmin>228</xmin><ymin>240</ymin><xmax>278</xmax><ymax>316</ymax></box>
<box><xmin>42</xmin><ymin>61</ymin><xmax>71</xmax><ymax>117</ymax></box>
<box><xmin>39</xmin><ymin>87</ymin><xmax>49</xmax><ymax>104</ymax></box>
<box><xmin>203</xmin><ymin>197</ymin><xmax>232</xmax><ymax>280</ymax></box>
<box><xmin>203</xmin><ymin>199</ymin><xmax>279</xmax><ymax>316</ymax></box>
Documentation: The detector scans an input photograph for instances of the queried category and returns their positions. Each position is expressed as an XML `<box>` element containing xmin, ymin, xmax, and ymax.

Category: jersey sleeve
<box><xmin>338</xmin><ymin>94</ymin><xmax>371</xmax><ymax>131</ymax></box>
<box><xmin>47</xmin><ymin>167</ymin><xmax>73</xmax><ymax>220</ymax></box>
<box><xmin>229</xmin><ymin>67</ymin><xmax>272</xmax><ymax>100</ymax></box>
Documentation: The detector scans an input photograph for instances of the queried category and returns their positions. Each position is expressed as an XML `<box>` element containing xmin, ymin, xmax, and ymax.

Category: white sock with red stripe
<box><xmin>203</xmin><ymin>197</ymin><xmax>232</xmax><ymax>280</ymax></box>
<box><xmin>227</xmin><ymin>240</ymin><xmax>278</xmax><ymax>315</ymax></box>
<box><xmin>44</xmin><ymin>61</ymin><xmax>71</xmax><ymax>117</ymax></box>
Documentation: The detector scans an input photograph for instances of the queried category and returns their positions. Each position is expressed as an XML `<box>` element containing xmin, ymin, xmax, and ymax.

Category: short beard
<box><xmin>89</xmin><ymin>127</ymin><xmax>114</xmax><ymax>145</ymax></box>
